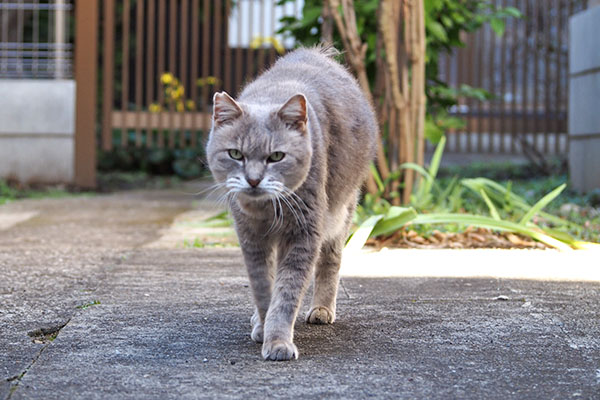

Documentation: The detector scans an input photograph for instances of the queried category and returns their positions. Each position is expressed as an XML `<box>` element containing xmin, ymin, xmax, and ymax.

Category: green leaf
<box><xmin>441</xmin><ymin>15</ymin><xmax>453</xmax><ymax>28</ymax></box>
<box><xmin>465</xmin><ymin>178</ymin><xmax>580</xmax><ymax>229</ymax></box>
<box><xmin>203</xmin><ymin>210</ymin><xmax>229</xmax><ymax>222</ymax></box>
<box><xmin>490</xmin><ymin>18</ymin><xmax>505</xmax><ymax>37</ymax></box>
<box><xmin>345</xmin><ymin>215</ymin><xmax>383</xmax><ymax>251</ymax></box>
<box><xmin>411</xmin><ymin>213</ymin><xmax>573</xmax><ymax>251</ymax></box>
<box><xmin>437</xmin><ymin>175</ymin><xmax>459</xmax><ymax>209</ymax></box>
<box><xmin>519</xmin><ymin>183</ymin><xmax>566</xmax><ymax>226</ymax></box>
<box><xmin>427</xmin><ymin>21</ymin><xmax>448</xmax><ymax>41</ymax></box>
<box><xmin>386</xmin><ymin>206</ymin><xmax>413</xmax><ymax>219</ymax></box>
<box><xmin>400</xmin><ymin>162</ymin><xmax>433</xmax><ymax>182</ymax></box>
<box><xmin>198</xmin><ymin>210</ymin><xmax>233</xmax><ymax>228</ymax></box>
<box><xmin>479</xmin><ymin>188</ymin><xmax>501</xmax><ymax>221</ymax></box>
<box><xmin>370</xmin><ymin>163</ymin><xmax>385</xmax><ymax>193</ymax></box>
<box><xmin>427</xmin><ymin>135</ymin><xmax>446</xmax><ymax>186</ymax></box>
<box><xmin>503</xmin><ymin>7</ymin><xmax>523</xmax><ymax>18</ymax></box>
<box><xmin>300</xmin><ymin>6</ymin><xmax>322</xmax><ymax>27</ymax></box>
<box><xmin>370</xmin><ymin>208</ymin><xmax>418</xmax><ymax>238</ymax></box>
<box><xmin>425</xmin><ymin>118</ymin><xmax>444</xmax><ymax>143</ymax></box>
<box><xmin>439</xmin><ymin>116</ymin><xmax>466</xmax><ymax>130</ymax></box>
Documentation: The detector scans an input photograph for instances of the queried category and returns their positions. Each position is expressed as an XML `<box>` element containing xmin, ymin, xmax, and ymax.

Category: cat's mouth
<box><xmin>239</xmin><ymin>187</ymin><xmax>272</xmax><ymax>201</ymax></box>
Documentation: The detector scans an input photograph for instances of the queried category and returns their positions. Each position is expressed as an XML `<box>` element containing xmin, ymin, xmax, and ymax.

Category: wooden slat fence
<box><xmin>91</xmin><ymin>0</ymin><xmax>590</xmax><ymax>166</ymax></box>
<box><xmin>100</xmin><ymin>0</ymin><xmax>301</xmax><ymax>151</ymax></box>
<box><xmin>434</xmin><ymin>0</ymin><xmax>588</xmax><ymax>155</ymax></box>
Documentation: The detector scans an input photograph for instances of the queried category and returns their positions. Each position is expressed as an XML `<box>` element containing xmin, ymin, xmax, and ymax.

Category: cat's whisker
<box><xmin>192</xmin><ymin>181</ymin><xmax>227</xmax><ymax>196</ymax></box>
<box><xmin>265</xmin><ymin>198</ymin><xmax>279</xmax><ymax>236</ymax></box>
<box><xmin>275</xmin><ymin>186</ymin><xmax>308</xmax><ymax>230</ymax></box>
<box><xmin>198</xmin><ymin>182</ymin><xmax>229</xmax><ymax>201</ymax></box>
<box><xmin>215</xmin><ymin>191</ymin><xmax>232</xmax><ymax>208</ymax></box>
<box><xmin>284</xmin><ymin>192</ymin><xmax>308</xmax><ymax>224</ymax></box>
<box><xmin>277</xmin><ymin>191</ymin><xmax>306</xmax><ymax>232</ymax></box>
<box><xmin>272</xmin><ymin>194</ymin><xmax>283</xmax><ymax>232</ymax></box>
<box><xmin>280</xmin><ymin>185</ymin><xmax>310</xmax><ymax>212</ymax></box>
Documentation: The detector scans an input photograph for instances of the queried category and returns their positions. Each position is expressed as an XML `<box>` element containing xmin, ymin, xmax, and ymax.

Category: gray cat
<box><xmin>206</xmin><ymin>46</ymin><xmax>377</xmax><ymax>361</ymax></box>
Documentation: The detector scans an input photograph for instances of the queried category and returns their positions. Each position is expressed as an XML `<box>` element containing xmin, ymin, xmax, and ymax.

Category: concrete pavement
<box><xmin>1</xmin><ymin>188</ymin><xmax>599</xmax><ymax>399</ymax></box>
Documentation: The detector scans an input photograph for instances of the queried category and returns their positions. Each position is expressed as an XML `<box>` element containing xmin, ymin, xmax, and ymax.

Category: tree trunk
<box><xmin>324</xmin><ymin>0</ymin><xmax>426</xmax><ymax>203</ymax></box>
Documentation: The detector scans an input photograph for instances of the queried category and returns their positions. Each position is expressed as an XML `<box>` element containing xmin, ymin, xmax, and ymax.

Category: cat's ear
<box><xmin>277</xmin><ymin>94</ymin><xmax>307</xmax><ymax>132</ymax></box>
<box><xmin>213</xmin><ymin>92</ymin><xmax>243</xmax><ymax>126</ymax></box>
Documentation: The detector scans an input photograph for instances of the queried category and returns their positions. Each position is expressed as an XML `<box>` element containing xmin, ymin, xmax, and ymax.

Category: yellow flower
<box><xmin>176</xmin><ymin>101</ymin><xmax>185</xmax><ymax>112</ymax></box>
<box><xmin>271</xmin><ymin>38</ymin><xmax>285</xmax><ymax>55</ymax></box>
<box><xmin>249</xmin><ymin>36</ymin><xmax>264</xmax><ymax>50</ymax></box>
<box><xmin>161</xmin><ymin>72</ymin><xmax>174</xmax><ymax>85</ymax></box>
<box><xmin>172</xmin><ymin>85</ymin><xmax>184</xmax><ymax>99</ymax></box>
<box><xmin>149</xmin><ymin>103</ymin><xmax>162</xmax><ymax>113</ymax></box>
<box><xmin>196</xmin><ymin>76</ymin><xmax>220</xmax><ymax>87</ymax></box>
<box><xmin>186</xmin><ymin>100</ymin><xmax>196</xmax><ymax>110</ymax></box>
<box><xmin>249</xmin><ymin>36</ymin><xmax>285</xmax><ymax>55</ymax></box>
<box><xmin>205</xmin><ymin>76</ymin><xmax>219</xmax><ymax>85</ymax></box>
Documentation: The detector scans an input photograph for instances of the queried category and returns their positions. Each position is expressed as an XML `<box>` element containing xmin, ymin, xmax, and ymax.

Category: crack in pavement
<box><xmin>5</xmin><ymin>318</ymin><xmax>71</xmax><ymax>400</ymax></box>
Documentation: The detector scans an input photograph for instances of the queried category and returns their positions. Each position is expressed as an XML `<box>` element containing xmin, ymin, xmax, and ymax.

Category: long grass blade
<box><xmin>399</xmin><ymin>162</ymin><xmax>432</xmax><ymax>181</ymax></box>
<box><xmin>345</xmin><ymin>215</ymin><xmax>383</xmax><ymax>251</ymax></box>
<box><xmin>468</xmin><ymin>178</ymin><xmax>580</xmax><ymax>229</ymax></box>
<box><xmin>410</xmin><ymin>213</ymin><xmax>573</xmax><ymax>251</ymax></box>
<box><xmin>519</xmin><ymin>183</ymin><xmax>566</xmax><ymax>226</ymax></box>
<box><xmin>424</xmin><ymin>135</ymin><xmax>446</xmax><ymax>194</ymax></box>
<box><xmin>370</xmin><ymin>163</ymin><xmax>385</xmax><ymax>193</ymax></box>
<box><xmin>479</xmin><ymin>188</ymin><xmax>501</xmax><ymax>221</ymax></box>
<box><xmin>571</xmin><ymin>241</ymin><xmax>600</xmax><ymax>250</ymax></box>
<box><xmin>370</xmin><ymin>207</ymin><xmax>418</xmax><ymax>238</ymax></box>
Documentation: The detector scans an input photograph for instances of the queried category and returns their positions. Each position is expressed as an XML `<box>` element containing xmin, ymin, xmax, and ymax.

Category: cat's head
<box><xmin>206</xmin><ymin>91</ymin><xmax>313</xmax><ymax>202</ymax></box>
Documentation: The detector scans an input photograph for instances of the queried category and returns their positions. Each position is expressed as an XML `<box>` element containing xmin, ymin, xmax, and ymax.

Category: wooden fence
<box><xmin>435</xmin><ymin>0</ymin><xmax>588</xmax><ymax>155</ymax></box>
<box><xmin>99</xmin><ymin>0</ymin><xmax>300</xmax><ymax>152</ymax></box>
<box><xmin>73</xmin><ymin>0</ymin><xmax>589</xmax><ymax>186</ymax></box>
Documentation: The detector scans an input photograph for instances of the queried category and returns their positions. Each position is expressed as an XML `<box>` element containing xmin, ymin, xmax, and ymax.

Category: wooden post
<box><xmin>74</xmin><ymin>0</ymin><xmax>98</xmax><ymax>188</ymax></box>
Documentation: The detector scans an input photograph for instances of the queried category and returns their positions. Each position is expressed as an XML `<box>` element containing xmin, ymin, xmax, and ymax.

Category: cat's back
<box><xmin>241</xmin><ymin>47</ymin><xmax>368</xmax><ymax>113</ymax></box>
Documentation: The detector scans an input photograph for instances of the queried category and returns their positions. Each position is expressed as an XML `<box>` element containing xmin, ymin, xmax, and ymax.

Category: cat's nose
<box><xmin>246</xmin><ymin>178</ymin><xmax>261</xmax><ymax>188</ymax></box>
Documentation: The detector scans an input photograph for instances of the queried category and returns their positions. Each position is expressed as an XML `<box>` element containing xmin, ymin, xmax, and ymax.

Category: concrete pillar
<box><xmin>568</xmin><ymin>6</ymin><xmax>600</xmax><ymax>193</ymax></box>
<box><xmin>0</xmin><ymin>80</ymin><xmax>75</xmax><ymax>184</ymax></box>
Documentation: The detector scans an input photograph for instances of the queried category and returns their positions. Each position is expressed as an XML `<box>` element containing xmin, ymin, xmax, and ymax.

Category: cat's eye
<box><xmin>228</xmin><ymin>149</ymin><xmax>243</xmax><ymax>160</ymax></box>
<box><xmin>267</xmin><ymin>152</ymin><xmax>285</xmax><ymax>163</ymax></box>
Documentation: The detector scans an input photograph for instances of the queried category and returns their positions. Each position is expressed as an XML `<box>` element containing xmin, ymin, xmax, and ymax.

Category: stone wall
<box><xmin>0</xmin><ymin>80</ymin><xmax>75</xmax><ymax>184</ymax></box>
<box><xmin>569</xmin><ymin>5</ymin><xmax>600</xmax><ymax>192</ymax></box>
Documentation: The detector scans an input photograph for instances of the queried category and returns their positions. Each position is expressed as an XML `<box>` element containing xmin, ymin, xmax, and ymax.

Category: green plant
<box><xmin>349</xmin><ymin>136</ymin><xmax>598</xmax><ymax>251</ymax></box>
<box><xmin>278</xmin><ymin>0</ymin><xmax>521</xmax><ymax>146</ymax></box>
<box><xmin>197</xmin><ymin>210</ymin><xmax>235</xmax><ymax>228</ymax></box>
<box><xmin>0</xmin><ymin>179</ymin><xmax>88</xmax><ymax>205</ymax></box>
<box><xmin>76</xmin><ymin>300</ymin><xmax>101</xmax><ymax>310</ymax></box>
<box><xmin>0</xmin><ymin>180</ymin><xmax>18</xmax><ymax>205</ymax></box>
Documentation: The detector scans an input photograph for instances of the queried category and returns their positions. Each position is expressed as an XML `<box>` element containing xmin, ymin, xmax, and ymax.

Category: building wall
<box><xmin>0</xmin><ymin>80</ymin><xmax>75</xmax><ymax>184</ymax></box>
<box><xmin>569</xmin><ymin>5</ymin><xmax>600</xmax><ymax>192</ymax></box>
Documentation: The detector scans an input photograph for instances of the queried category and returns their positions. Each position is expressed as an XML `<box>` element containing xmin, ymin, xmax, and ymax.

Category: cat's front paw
<box><xmin>262</xmin><ymin>339</ymin><xmax>298</xmax><ymax>361</ymax></box>
<box><xmin>306</xmin><ymin>306</ymin><xmax>335</xmax><ymax>324</ymax></box>
<box><xmin>250</xmin><ymin>311</ymin><xmax>264</xmax><ymax>343</ymax></box>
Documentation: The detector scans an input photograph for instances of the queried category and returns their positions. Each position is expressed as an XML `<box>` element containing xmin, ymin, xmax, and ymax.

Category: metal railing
<box><xmin>0</xmin><ymin>0</ymin><xmax>73</xmax><ymax>79</ymax></box>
